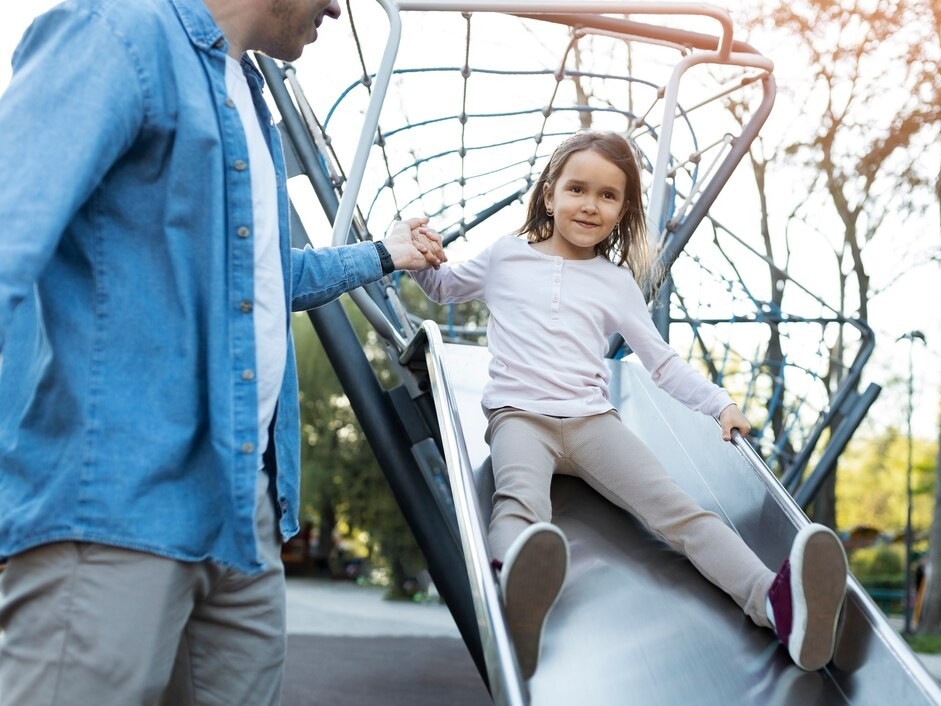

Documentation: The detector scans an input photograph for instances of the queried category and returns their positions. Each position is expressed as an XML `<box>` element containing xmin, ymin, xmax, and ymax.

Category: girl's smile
<box><xmin>538</xmin><ymin>148</ymin><xmax>627</xmax><ymax>260</ymax></box>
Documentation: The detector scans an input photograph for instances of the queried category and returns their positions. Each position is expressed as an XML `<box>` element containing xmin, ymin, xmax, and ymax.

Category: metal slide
<box><xmin>251</xmin><ymin>1</ymin><xmax>940</xmax><ymax>699</ymax></box>
<box><xmin>429</xmin><ymin>336</ymin><xmax>941</xmax><ymax>706</ymax></box>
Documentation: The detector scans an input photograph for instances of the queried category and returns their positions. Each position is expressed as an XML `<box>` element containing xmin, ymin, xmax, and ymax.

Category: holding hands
<box><xmin>719</xmin><ymin>403</ymin><xmax>751</xmax><ymax>442</ymax></box>
<box><xmin>383</xmin><ymin>217</ymin><xmax>446</xmax><ymax>270</ymax></box>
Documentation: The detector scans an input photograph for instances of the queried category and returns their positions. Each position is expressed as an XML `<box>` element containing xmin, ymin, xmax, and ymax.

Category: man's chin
<box><xmin>265</xmin><ymin>40</ymin><xmax>306</xmax><ymax>62</ymax></box>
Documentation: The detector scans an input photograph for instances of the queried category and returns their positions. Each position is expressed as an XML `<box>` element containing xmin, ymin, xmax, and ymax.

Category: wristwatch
<box><xmin>374</xmin><ymin>241</ymin><xmax>395</xmax><ymax>275</ymax></box>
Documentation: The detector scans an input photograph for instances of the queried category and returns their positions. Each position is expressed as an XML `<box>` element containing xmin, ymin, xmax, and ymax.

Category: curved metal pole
<box><xmin>423</xmin><ymin>321</ymin><xmax>528</xmax><ymax>706</ymax></box>
<box><xmin>647</xmin><ymin>50</ymin><xmax>774</xmax><ymax>247</ymax></box>
<box><xmin>656</xmin><ymin>73</ymin><xmax>777</xmax><ymax>271</ymax></box>
<box><xmin>332</xmin><ymin>0</ymin><xmax>403</xmax><ymax>247</ymax></box>
<box><xmin>399</xmin><ymin>1</ymin><xmax>735</xmax><ymax>57</ymax></box>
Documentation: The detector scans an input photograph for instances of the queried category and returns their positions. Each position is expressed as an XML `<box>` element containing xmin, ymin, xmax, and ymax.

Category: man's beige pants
<box><xmin>0</xmin><ymin>471</ymin><xmax>285</xmax><ymax>706</ymax></box>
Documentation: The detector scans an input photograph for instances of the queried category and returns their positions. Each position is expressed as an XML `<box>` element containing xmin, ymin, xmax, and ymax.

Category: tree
<box><xmin>912</xmin><ymin>0</ymin><xmax>941</xmax><ymax>635</ymax></box>
<box><xmin>835</xmin><ymin>423</ymin><xmax>936</xmax><ymax>532</ymax></box>
<box><xmin>721</xmin><ymin>92</ymin><xmax>799</xmax><ymax>473</ymax></box>
<box><xmin>739</xmin><ymin>0</ymin><xmax>941</xmax><ymax>527</ymax></box>
<box><xmin>292</xmin><ymin>304</ymin><xmax>425</xmax><ymax>593</ymax></box>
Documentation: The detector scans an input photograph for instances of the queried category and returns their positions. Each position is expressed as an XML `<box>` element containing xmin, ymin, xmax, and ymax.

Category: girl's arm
<box><xmin>409</xmin><ymin>230</ymin><xmax>493</xmax><ymax>304</ymax></box>
<box><xmin>617</xmin><ymin>275</ymin><xmax>734</xmax><ymax>419</ymax></box>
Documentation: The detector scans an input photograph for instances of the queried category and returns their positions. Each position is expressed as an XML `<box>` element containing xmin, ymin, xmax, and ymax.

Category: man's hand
<box><xmin>718</xmin><ymin>403</ymin><xmax>751</xmax><ymax>442</ymax></box>
<box><xmin>383</xmin><ymin>217</ymin><xmax>446</xmax><ymax>270</ymax></box>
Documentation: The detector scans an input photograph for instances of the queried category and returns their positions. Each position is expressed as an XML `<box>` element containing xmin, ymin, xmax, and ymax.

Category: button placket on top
<box><xmin>551</xmin><ymin>258</ymin><xmax>563</xmax><ymax>321</ymax></box>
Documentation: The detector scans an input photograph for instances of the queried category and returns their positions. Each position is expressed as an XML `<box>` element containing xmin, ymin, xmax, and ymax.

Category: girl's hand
<box><xmin>411</xmin><ymin>224</ymin><xmax>447</xmax><ymax>270</ymax></box>
<box><xmin>719</xmin><ymin>403</ymin><xmax>751</xmax><ymax>442</ymax></box>
<box><xmin>384</xmin><ymin>217</ymin><xmax>446</xmax><ymax>270</ymax></box>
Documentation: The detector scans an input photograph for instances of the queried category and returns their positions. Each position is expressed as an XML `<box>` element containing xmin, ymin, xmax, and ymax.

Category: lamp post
<box><xmin>898</xmin><ymin>330</ymin><xmax>926</xmax><ymax>635</ymax></box>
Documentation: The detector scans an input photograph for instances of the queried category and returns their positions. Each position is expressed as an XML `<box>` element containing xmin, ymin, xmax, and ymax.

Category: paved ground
<box><xmin>283</xmin><ymin>578</ymin><xmax>941</xmax><ymax>705</ymax></box>
<box><xmin>286</xmin><ymin>578</ymin><xmax>460</xmax><ymax>639</ymax></box>
<box><xmin>282</xmin><ymin>577</ymin><xmax>490</xmax><ymax>706</ymax></box>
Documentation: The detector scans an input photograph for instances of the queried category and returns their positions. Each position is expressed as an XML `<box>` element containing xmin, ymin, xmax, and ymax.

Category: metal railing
<box><xmin>421</xmin><ymin>321</ymin><xmax>527</xmax><ymax>706</ymax></box>
<box><xmin>729</xmin><ymin>428</ymin><xmax>941</xmax><ymax>704</ymax></box>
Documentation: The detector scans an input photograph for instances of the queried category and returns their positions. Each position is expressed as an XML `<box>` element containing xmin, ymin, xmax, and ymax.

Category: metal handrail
<box><xmin>421</xmin><ymin>321</ymin><xmax>527</xmax><ymax>706</ymax></box>
<box><xmin>728</xmin><ymin>428</ymin><xmax>941</xmax><ymax>703</ymax></box>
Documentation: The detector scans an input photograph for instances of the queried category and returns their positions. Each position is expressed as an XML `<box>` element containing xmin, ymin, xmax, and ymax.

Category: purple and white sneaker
<box><xmin>767</xmin><ymin>523</ymin><xmax>848</xmax><ymax>671</ymax></box>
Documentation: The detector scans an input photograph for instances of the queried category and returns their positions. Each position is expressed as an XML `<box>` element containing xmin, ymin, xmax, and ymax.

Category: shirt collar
<box><xmin>167</xmin><ymin>0</ymin><xmax>267</xmax><ymax>92</ymax></box>
<box><xmin>168</xmin><ymin>0</ymin><xmax>226</xmax><ymax>52</ymax></box>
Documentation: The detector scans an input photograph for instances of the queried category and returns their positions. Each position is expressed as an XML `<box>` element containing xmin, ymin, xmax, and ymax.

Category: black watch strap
<box><xmin>374</xmin><ymin>241</ymin><xmax>395</xmax><ymax>275</ymax></box>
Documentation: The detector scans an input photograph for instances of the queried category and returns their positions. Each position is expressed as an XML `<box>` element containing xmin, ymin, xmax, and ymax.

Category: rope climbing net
<box><xmin>275</xmin><ymin>1</ymin><xmax>875</xmax><ymax>484</ymax></box>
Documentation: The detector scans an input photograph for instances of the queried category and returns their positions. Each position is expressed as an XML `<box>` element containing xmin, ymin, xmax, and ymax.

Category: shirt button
<box><xmin>242</xmin><ymin>369</ymin><xmax>255</xmax><ymax>381</ymax></box>
<box><xmin>237</xmin><ymin>226</ymin><xmax>251</xmax><ymax>238</ymax></box>
<box><xmin>241</xmin><ymin>442</ymin><xmax>255</xmax><ymax>454</ymax></box>
<box><xmin>225</xmin><ymin>97</ymin><xmax>235</xmax><ymax>108</ymax></box>
<box><xmin>234</xmin><ymin>159</ymin><xmax>247</xmax><ymax>171</ymax></box>
<box><xmin>240</xmin><ymin>300</ymin><xmax>253</xmax><ymax>313</ymax></box>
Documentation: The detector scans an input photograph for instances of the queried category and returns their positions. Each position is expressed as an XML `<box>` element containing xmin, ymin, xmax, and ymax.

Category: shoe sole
<box><xmin>789</xmin><ymin>526</ymin><xmax>847</xmax><ymax>671</ymax></box>
<box><xmin>503</xmin><ymin>527</ymin><xmax>568</xmax><ymax>679</ymax></box>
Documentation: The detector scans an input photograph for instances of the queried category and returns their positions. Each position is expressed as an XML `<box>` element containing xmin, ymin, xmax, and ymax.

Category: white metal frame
<box><xmin>330</xmin><ymin>1</ymin><xmax>774</xmax><ymax>250</ymax></box>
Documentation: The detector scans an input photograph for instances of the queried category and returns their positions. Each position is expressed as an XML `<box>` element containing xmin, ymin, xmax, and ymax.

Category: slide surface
<box><xmin>440</xmin><ymin>342</ymin><xmax>941</xmax><ymax>706</ymax></box>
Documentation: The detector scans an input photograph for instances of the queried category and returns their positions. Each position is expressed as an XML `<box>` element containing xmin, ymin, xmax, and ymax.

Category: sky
<box><xmin>2</xmin><ymin>1</ymin><xmax>939</xmax><ymax>442</ymax></box>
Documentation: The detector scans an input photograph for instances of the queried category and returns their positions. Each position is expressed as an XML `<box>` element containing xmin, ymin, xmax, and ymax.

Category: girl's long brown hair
<box><xmin>516</xmin><ymin>130</ymin><xmax>660</xmax><ymax>293</ymax></box>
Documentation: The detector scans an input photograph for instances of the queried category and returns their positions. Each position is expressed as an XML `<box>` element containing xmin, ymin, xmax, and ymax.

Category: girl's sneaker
<box><xmin>500</xmin><ymin>522</ymin><xmax>569</xmax><ymax>679</ymax></box>
<box><xmin>767</xmin><ymin>523</ymin><xmax>848</xmax><ymax>671</ymax></box>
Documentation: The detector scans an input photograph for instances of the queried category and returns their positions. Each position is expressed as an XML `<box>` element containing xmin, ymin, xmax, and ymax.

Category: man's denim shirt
<box><xmin>0</xmin><ymin>0</ymin><xmax>384</xmax><ymax>573</ymax></box>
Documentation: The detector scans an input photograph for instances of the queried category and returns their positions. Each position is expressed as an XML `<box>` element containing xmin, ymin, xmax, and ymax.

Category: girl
<box><xmin>410</xmin><ymin>131</ymin><xmax>847</xmax><ymax>680</ymax></box>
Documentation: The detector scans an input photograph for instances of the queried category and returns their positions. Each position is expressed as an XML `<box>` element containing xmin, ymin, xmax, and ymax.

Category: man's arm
<box><xmin>0</xmin><ymin>7</ymin><xmax>145</xmax><ymax>350</ymax></box>
<box><xmin>289</xmin><ymin>218</ymin><xmax>445</xmax><ymax>311</ymax></box>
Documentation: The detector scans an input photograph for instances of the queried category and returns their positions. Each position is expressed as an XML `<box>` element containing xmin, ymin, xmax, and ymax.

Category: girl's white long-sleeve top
<box><xmin>410</xmin><ymin>235</ymin><xmax>733</xmax><ymax>419</ymax></box>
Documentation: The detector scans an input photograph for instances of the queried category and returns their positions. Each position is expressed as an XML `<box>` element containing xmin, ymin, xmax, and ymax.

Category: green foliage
<box><xmin>292</xmin><ymin>305</ymin><xmax>424</xmax><ymax>588</ymax></box>
<box><xmin>835</xmin><ymin>426</ymin><xmax>937</xmax><ymax>535</ymax></box>
<box><xmin>850</xmin><ymin>544</ymin><xmax>906</xmax><ymax>614</ymax></box>
<box><xmin>849</xmin><ymin>544</ymin><xmax>904</xmax><ymax>584</ymax></box>
<box><xmin>905</xmin><ymin>632</ymin><xmax>941</xmax><ymax>654</ymax></box>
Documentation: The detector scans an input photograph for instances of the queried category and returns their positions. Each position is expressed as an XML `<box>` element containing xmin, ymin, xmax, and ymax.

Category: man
<box><xmin>0</xmin><ymin>1</ymin><xmax>443</xmax><ymax>704</ymax></box>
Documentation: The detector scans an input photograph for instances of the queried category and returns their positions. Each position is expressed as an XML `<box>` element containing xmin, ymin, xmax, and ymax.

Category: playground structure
<box><xmin>256</xmin><ymin>2</ymin><xmax>941</xmax><ymax>704</ymax></box>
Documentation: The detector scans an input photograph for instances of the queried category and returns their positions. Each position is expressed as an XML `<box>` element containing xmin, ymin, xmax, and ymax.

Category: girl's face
<box><xmin>542</xmin><ymin>149</ymin><xmax>627</xmax><ymax>260</ymax></box>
